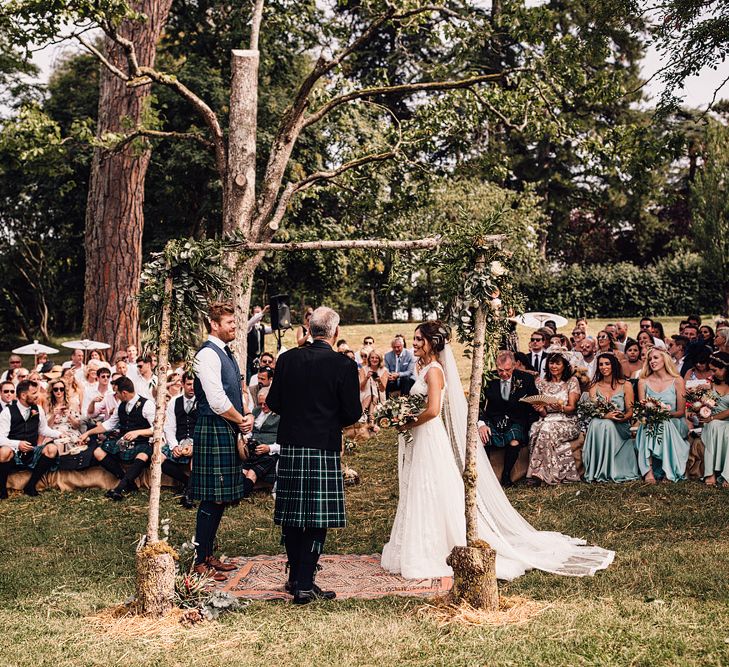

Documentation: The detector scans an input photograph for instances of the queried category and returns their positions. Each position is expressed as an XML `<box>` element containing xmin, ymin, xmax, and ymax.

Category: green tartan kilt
<box><xmin>189</xmin><ymin>415</ymin><xmax>244</xmax><ymax>503</ymax></box>
<box><xmin>14</xmin><ymin>444</ymin><xmax>60</xmax><ymax>471</ymax></box>
<box><xmin>101</xmin><ymin>438</ymin><xmax>153</xmax><ymax>463</ymax></box>
<box><xmin>162</xmin><ymin>444</ymin><xmax>191</xmax><ymax>466</ymax></box>
<box><xmin>484</xmin><ymin>419</ymin><xmax>526</xmax><ymax>448</ymax></box>
<box><xmin>274</xmin><ymin>445</ymin><xmax>346</xmax><ymax>528</ymax></box>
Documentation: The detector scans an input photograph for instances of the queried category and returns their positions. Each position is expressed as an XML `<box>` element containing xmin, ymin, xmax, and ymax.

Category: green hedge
<box><xmin>519</xmin><ymin>252</ymin><xmax>723</xmax><ymax>318</ymax></box>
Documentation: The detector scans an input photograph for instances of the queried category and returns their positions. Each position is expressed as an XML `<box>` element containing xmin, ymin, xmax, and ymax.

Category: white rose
<box><xmin>490</xmin><ymin>260</ymin><xmax>507</xmax><ymax>277</ymax></box>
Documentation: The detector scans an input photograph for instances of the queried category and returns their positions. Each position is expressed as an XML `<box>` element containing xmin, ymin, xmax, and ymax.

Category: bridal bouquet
<box><xmin>633</xmin><ymin>397</ymin><xmax>673</xmax><ymax>440</ymax></box>
<box><xmin>685</xmin><ymin>387</ymin><xmax>718</xmax><ymax>422</ymax></box>
<box><xmin>576</xmin><ymin>395</ymin><xmax>615</xmax><ymax>432</ymax></box>
<box><xmin>374</xmin><ymin>394</ymin><xmax>426</xmax><ymax>444</ymax></box>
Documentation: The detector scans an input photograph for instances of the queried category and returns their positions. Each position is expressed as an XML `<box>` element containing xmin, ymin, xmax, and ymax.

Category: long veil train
<box><xmin>438</xmin><ymin>343</ymin><xmax>614</xmax><ymax>580</ymax></box>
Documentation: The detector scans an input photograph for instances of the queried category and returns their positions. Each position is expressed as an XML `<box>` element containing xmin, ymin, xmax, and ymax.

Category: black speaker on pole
<box><xmin>269</xmin><ymin>294</ymin><xmax>292</xmax><ymax>331</ymax></box>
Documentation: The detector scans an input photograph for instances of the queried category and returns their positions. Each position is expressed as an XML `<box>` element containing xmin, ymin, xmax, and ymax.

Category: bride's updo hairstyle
<box><xmin>416</xmin><ymin>320</ymin><xmax>450</xmax><ymax>354</ymax></box>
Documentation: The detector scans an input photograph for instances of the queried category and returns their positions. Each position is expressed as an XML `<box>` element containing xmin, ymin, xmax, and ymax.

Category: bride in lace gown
<box><xmin>381</xmin><ymin>321</ymin><xmax>614</xmax><ymax>581</ymax></box>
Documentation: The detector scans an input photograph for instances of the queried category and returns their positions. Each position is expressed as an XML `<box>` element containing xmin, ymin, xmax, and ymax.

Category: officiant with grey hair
<box><xmin>266</xmin><ymin>306</ymin><xmax>361</xmax><ymax>604</ymax></box>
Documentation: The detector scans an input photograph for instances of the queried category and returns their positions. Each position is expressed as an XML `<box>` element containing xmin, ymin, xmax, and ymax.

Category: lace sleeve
<box><xmin>567</xmin><ymin>376</ymin><xmax>580</xmax><ymax>396</ymax></box>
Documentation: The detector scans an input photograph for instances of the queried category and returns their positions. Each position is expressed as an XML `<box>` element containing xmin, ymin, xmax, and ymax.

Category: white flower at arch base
<box><xmin>490</xmin><ymin>260</ymin><xmax>507</xmax><ymax>277</ymax></box>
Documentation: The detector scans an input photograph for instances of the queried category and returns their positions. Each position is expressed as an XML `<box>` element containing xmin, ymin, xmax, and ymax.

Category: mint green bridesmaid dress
<box><xmin>702</xmin><ymin>391</ymin><xmax>729</xmax><ymax>482</ymax></box>
<box><xmin>583</xmin><ymin>389</ymin><xmax>640</xmax><ymax>482</ymax></box>
<box><xmin>635</xmin><ymin>382</ymin><xmax>689</xmax><ymax>481</ymax></box>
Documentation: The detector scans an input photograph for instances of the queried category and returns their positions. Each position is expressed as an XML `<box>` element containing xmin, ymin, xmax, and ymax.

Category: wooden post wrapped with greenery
<box><xmin>136</xmin><ymin>239</ymin><xmax>229</xmax><ymax>617</ymax></box>
<box><xmin>431</xmin><ymin>209</ymin><xmax>519</xmax><ymax>610</ymax></box>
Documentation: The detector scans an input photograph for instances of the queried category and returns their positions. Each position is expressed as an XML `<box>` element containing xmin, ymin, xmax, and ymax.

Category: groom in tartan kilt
<box><xmin>190</xmin><ymin>302</ymin><xmax>254</xmax><ymax>581</ymax></box>
<box><xmin>266</xmin><ymin>306</ymin><xmax>361</xmax><ymax>604</ymax></box>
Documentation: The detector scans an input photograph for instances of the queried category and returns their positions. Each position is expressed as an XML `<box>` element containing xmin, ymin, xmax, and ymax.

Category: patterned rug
<box><xmin>211</xmin><ymin>554</ymin><xmax>453</xmax><ymax>601</ymax></box>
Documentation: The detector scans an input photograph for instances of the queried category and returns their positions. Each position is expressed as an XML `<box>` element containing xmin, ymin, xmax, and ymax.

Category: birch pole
<box><xmin>136</xmin><ymin>271</ymin><xmax>176</xmax><ymax>616</ymax></box>
<box><xmin>447</xmin><ymin>250</ymin><xmax>499</xmax><ymax>610</ymax></box>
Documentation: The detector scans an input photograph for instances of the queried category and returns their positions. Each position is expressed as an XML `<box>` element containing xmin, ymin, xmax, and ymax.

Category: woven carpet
<box><xmin>211</xmin><ymin>554</ymin><xmax>453</xmax><ymax>601</ymax></box>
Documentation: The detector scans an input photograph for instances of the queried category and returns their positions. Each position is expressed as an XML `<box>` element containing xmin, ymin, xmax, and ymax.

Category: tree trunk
<box><xmin>137</xmin><ymin>271</ymin><xmax>176</xmax><ymax>616</ymax></box>
<box><xmin>370</xmin><ymin>288</ymin><xmax>379</xmax><ymax>324</ymax></box>
<box><xmin>82</xmin><ymin>0</ymin><xmax>172</xmax><ymax>353</ymax></box>
<box><xmin>448</xmin><ymin>252</ymin><xmax>499</xmax><ymax>610</ymax></box>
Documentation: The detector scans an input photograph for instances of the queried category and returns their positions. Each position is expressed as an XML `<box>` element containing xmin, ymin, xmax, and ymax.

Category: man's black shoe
<box><xmin>22</xmin><ymin>485</ymin><xmax>39</xmax><ymax>497</ymax></box>
<box><xmin>284</xmin><ymin>579</ymin><xmax>297</xmax><ymax>595</ymax></box>
<box><xmin>105</xmin><ymin>488</ymin><xmax>125</xmax><ymax>501</ymax></box>
<box><xmin>293</xmin><ymin>585</ymin><xmax>336</xmax><ymax>604</ymax></box>
<box><xmin>180</xmin><ymin>488</ymin><xmax>195</xmax><ymax>509</ymax></box>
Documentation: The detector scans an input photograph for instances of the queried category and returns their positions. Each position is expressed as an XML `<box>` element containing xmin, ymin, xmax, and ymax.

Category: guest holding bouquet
<box><xmin>526</xmin><ymin>348</ymin><xmax>581</xmax><ymax>485</ymax></box>
<box><xmin>635</xmin><ymin>348</ymin><xmax>689</xmax><ymax>483</ymax></box>
<box><xmin>582</xmin><ymin>354</ymin><xmax>639</xmax><ymax>482</ymax></box>
<box><xmin>701</xmin><ymin>352</ymin><xmax>729</xmax><ymax>487</ymax></box>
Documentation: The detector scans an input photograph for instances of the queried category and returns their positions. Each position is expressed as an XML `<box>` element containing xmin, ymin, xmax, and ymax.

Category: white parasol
<box><xmin>12</xmin><ymin>340</ymin><xmax>59</xmax><ymax>356</ymax></box>
<box><xmin>62</xmin><ymin>339</ymin><xmax>111</xmax><ymax>351</ymax></box>
<box><xmin>514</xmin><ymin>312</ymin><xmax>568</xmax><ymax>329</ymax></box>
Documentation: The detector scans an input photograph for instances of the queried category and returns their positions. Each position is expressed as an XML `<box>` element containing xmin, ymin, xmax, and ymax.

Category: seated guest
<box><xmin>639</xmin><ymin>317</ymin><xmax>654</xmax><ymax>334</ymax></box>
<box><xmin>615</xmin><ymin>322</ymin><xmax>629</xmax><ymax>351</ymax></box>
<box><xmin>686</xmin><ymin>347</ymin><xmax>713</xmax><ymax>385</ymax></box>
<box><xmin>651</xmin><ymin>321</ymin><xmax>668</xmax><ymax>346</ymax></box>
<box><xmin>582</xmin><ymin>354</ymin><xmax>639</xmax><ymax>482</ymax></box>
<box><xmin>580</xmin><ymin>337</ymin><xmax>598</xmax><ymax>379</ymax></box>
<box><xmin>89</xmin><ymin>349</ymin><xmax>106</xmax><ymax>363</ymax></box>
<box><xmin>133</xmin><ymin>354</ymin><xmax>157</xmax><ymax>399</ymax></box>
<box><xmin>699</xmin><ymin>325</ymin><xmax>715</xmax><ymax>348</ymax></box>
<box><xmin>0</xmin><ymin>381</ymin><xmax>15</xmax><ymax>412</ymax></box>
<box><xmin>575</xmin><ymin>317</ymin><xmax>588</xmax><ymax>332</ymax></box>
<box><xmin>355</xmin><ymin>336</ymin><xmax>375</xmax><ymax>365</ymax></box>
<box><xmin>478</xmin><ymin>350</ymin><xmax>538</xmax><ymax>486</ymax></box>
<box><xmin>359</xmin><ymin>348</ymin><xmax>388</xmax><ymax>420</ymax></box>
<box><xmin>14</xmin><ymin>368</ymin><xmax>30</xmax><ymax>385</ymax></box>
<box><xmin>241</xmin><ymin>387</ymin><xmax>281</xmax><ymax>495</ymax></box>
<box><xmin>384</xmin><ymin>337</ymin><xmax>415</xmax><ymax>397</ymax></box>
<box><xmin>687</xmin><ymin>314</ymin><xmax>702</xmax><ymax>328</ymax></box>
<box><xmin>1</xmin><ymin>354</ymin><xmax>23</xmax><ymax>382</ymax></box>
<box><xmin>637</xmin><ymin>330</ymin><xmax>655</xmax><ymax>351</ymax></box>
<box><xmin>344</xmin><ymin>350</ymin><xmax>356</xmax><ymax>363</ymax></box>
<box><xmin>28</xmin><ymin>371</ymin><xmax>49</xmax><ymax>410</ymax></box>
<box><xmin>681</xmin><ymin>325</ymin><xmax>707</xmax><ymax>377</ymax></box>
<box><xmin>621</xmin><ymin>339</ymin><xmax>643</xmax><ymax>379</ymax></box>
<box><xmin>513</xmin><ymin>351</ymin><xmax>537</xmax><ymax>375</ymax></box>
<box><xmin>251</xmin><ymin>366</ymin><xmax>274</xmax><ymax>407</ymax></box>
<box><xmin>668</xmin><ymin>335</ymin><xmax>689</xmax><ymax>375</ymax></box>
<box><xmin>162</xmin><ymin>372</ymin><xmax>197</xmax><ymax>508</ymax></box>
<box><xmin>259</xmin><ymin>351</ymin><xmax>276</xmax><ymax>369</ymax></box>
<box><xmin>61</xmin><ymin>367</ymin><xmax>84</xmax><ymax>414</ymax></box>
<box><xmin>701</xmin><ymin>352</ymin><xmax>729</xmax><ymax>487</ymax></box>
<box><xmin>635</xmin><ymin>348</ymin><xmax>689</xmax><ymax>483</ymax></box>
<box><xmin>527</xmin><ymin>349</ymin><xmax>582</xmax><ymax>485</ymax></box>
<box><xmin>0</xmin><ymin>380</ymin><xmax>62</xmax><ymax>497</ymax></box>
<box><xmin>86</xmin><ymin>366</ymin><xmax>118</xmax><ymax>424</ymax></box>
<box><xmin>596</xmin><ymin>329</ymin><xmax>624</xmax><ymax>360</ymax></box>
<box><xmin>336</xmin><ymin>339</ymin><xmax>350</xmax><ymax>353</ymax></box>
<box><xmin>79</xmin><ymin>376</ymin><xmax>154</xmax><ymax>500</ymax></box>
<box><xmin>34</xmin><ymin>353</ymin><xmax>54</xmax><ymax>374</ymax></box>
<box><xmin>570</xmin><ymin>327</ymin><xmax>587</xmax><ymax>350</ymax></box>
<box><xmin>527</xmin><ymin>331</ymin><xmax>548</xmax><ymax>378</ymax></box>
<box><xmin>295</xmin><ymin>307</ymin><xmax>314</xmax><ymax>347</ymax></box>
<box><xmin>715</xmin><ymin>327</ymin><xmax>729</xmax><ymax>353</ymax></box>
<box><xmin>47</xmin><ymin>380</ymin><xmax>83</xmax><ymax>451</ymax></box>
<box><xmin>66</xmin><ymin>348</ymin><xmax>85</xmax><ymax>386</ymax></box>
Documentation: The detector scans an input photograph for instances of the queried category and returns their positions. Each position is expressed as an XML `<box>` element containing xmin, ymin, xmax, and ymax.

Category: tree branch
<box><xmin>77</xmin><ymin>34</ymin><xmax>130</xmax><ymax>81</ymax></box>
<box><xmin>303</xmin><ymin>73</ymin><xmax>507</xmax><ymax>129</ymax></box>
<box><xmin>249</xmin><ymin>0</ymin><xmax>265</xmax><ymax>51</ymax></box>
<box><xmin>231</xmin><ymin>235</ymin><xmax>505</xmax><ymax>251</ymax></box>
<box><xmin>101</xmin><ymin>127</ymin><xmax>216</xmax><ymax>156</ymax></box>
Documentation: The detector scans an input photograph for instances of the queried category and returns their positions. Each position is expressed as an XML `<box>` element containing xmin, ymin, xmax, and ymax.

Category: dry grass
<box><xmin>417</xmin><ymin>595</ymin><xmax>550</xmax><ymax>628</ymax></box>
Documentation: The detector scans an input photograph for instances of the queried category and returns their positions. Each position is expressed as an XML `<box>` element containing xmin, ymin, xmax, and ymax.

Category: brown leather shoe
<box><xmin>206</xmin><ymin>556</ymin><xmax>236</xmax><ymax>572</ymax></box>
<box><xmin>193</xmin><ymin>563</ymin><xmax>227</xmax><ymax>582</ymax></box>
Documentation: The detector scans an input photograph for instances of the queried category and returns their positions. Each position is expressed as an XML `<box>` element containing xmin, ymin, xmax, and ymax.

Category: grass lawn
<box><xmin>2</xmin><ymin>426</ymin><xmax>729</xmax><ymax>667</ymax></box>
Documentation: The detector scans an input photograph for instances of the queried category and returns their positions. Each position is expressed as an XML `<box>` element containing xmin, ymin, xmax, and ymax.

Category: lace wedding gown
<box><xmin>381</xmin><ymin>346</ymin><xmax>615</xmax><ymax>581</ymax></box>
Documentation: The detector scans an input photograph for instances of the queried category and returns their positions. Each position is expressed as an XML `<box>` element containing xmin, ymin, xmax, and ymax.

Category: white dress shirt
<box><xmin>0</xmin><ymin>403</ymin><xmax>61</xmax><ymax>451</ymax></box>
<box><xmin>87</xmin><ymin>387</ymin><xmax>119</xmax><ymax>421</ymax></box>
<box><xmin>133</xmin><ymin>373</ymin><xmax>157</xmax><ymax>400</ymax></box>
<box><xmin>193</xmin><ymin>336</ymin><xmax>236</xmax><ymax>415</ymax></box>
<box><xmin>252</xmin><ymin>410</ymin><xmax>280</xmax><ymax>455</ymax></box>
<box><xmin>163</xmin><ymin>394</ymin><xmax>196</xmax><ymax>447</ymax></box>
<box><xmin>101</xmin><ymin>394</ymin><xmax>155</xmax><ymax>432</ymax></box>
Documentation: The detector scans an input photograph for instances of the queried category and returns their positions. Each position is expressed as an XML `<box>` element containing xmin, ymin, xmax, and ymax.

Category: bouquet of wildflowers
<box><xmin>374</xmin><ymin>394</ymin><xmax>426</xmax><ymax>444</ymax></box>
<box><xmin>576</xmin><ymin>395</ymin><xmax>615</xmax><ymax>432</ymax></box>
<box><xmin>685</xmin><ymin>387</ymin><xmax>718</xmax><ymax>422</ymax></box>
<box><xmin>633</xmin><ymin>397</ymin><xmax>673</xmax><ymax>439</ymax></box>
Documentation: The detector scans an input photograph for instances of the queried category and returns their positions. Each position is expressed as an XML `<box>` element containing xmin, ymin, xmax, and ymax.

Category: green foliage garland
<box><xmin>139</xmin><ymin>238</ymin><xmax>229</xmax><ymax>364</ymax></box>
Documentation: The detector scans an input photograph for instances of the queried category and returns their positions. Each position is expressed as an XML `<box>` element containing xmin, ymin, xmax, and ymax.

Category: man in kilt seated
<box><xmin>190</xmin><ymin>302</ymin><xmax>254</xmax><ymax>582</ymax></box>
<box><xmin>266</xmin><ymin>306</ymin><xmax>362</xmax><ymax>604</ymax></box>
<box><xmin>241</xmin><ymin>386</ymin><xmax>281</xmax><ymax>493</ymax></box>
<box><xmin>0</xmin><ymin>379</ymin><xmax>62</xmax><ymax>498</ymax></box>
<box><xmin>478</xmin><ymin>350</ymin><xmax>539</xmax><ymax>487</ymax></box>
<box><xmin>79</xmin><ymin>376</ymin><xmax>154</xmax><ymax>500</ymax></box>
<box><xmin>162</xmin><ymin>371</ymin><xmax>198</xmax><ymax>509</ymax></box>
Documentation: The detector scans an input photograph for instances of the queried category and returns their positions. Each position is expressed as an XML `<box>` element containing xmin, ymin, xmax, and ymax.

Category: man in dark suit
<box><xmin>478</xmin><ymin>350</ymin><xmax>538</xmax><ymax>486</ymax></box>
<box><xmin>241</xmin><ymin>386</ymin><xmax>281</xmax><ymax>489</ymax></box>
<box><xmin>267</xmin><ymin>306</ymin><xmax>361</xmax><ymax>605</ymax></box>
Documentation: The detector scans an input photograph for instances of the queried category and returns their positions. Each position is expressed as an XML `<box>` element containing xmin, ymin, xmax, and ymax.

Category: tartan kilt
<box><xmin>484</xmin><ymin>419</ymin><xmax>526</xmax><ymax>448</ymax></box>
<box><xmin>190</xmin><ymin>415</ymin><xmax>245</xmax><ymax>503</ymax></box>
<box><xmin>101</xmin><ymin>438</ymin><xmax>153</xmax><ymax>463</ymax></box>
<box><xmin>14</xmin><ymin>444</ymin><xmax>60</xmax><ymax>471</ymax></box>
<box><xmin>162</xmin><ymin>443</ymin><xmax>192</xmax><ymax>466</ymax></box>
<box><xmin>274</xmin><ymin>445</ymin><xmax>346</xmax><ymax>528</ymax></box>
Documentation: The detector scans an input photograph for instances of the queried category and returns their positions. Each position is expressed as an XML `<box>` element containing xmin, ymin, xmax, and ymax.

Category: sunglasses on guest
<box><xmin>1</xmin><ymin>388</ymin><xmax>15</xmax><ymax>395</ymax></box>
<box><xmin>52</xmin><ymin>385</ymin><xmax>66</xmax><ymax>393</ymax></box>
<box><xmin>530</xmin><ymin>337</ymin><xmax>543</xmax><ymax>342</ymax></box>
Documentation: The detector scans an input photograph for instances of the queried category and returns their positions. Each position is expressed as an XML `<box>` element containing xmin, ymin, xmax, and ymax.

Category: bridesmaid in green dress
<box><xmin>701</xmin><ymin>352</ymin><xmax>729</xmax><ymax>487</ymax></box>
<box><xmin>583</xmin><ymin>353</ymin><xmax>639</xmax><ymax>482</ymax></box>
<box><xmin>635</xmin><ymin>348</ymin><xmax>689</xmax><ymax>484</ymax></box>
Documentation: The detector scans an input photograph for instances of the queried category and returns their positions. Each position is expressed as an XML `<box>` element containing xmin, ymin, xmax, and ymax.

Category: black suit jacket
<box><xmin>266</xmin><ymin>339</ymin><xmax>362</xmax><ymax>451</ymax></box>
<box><xmin>479</xmin><ymin>369</ymin><xmax>538</xmax><ymax>428</ymax></box>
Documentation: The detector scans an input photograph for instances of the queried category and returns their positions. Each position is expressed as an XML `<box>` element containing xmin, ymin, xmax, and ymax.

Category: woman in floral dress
<box><xmin>527</xmin><ymin>350</ymin><xmax>582</xmax><ymax>485</ymax></box>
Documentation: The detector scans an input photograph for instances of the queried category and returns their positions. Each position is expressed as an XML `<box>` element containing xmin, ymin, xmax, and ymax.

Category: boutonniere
<box><xmin>510</xmin><ymin>378</ymin><xmax>523</xmax><ymax>395</ymax></box>
<box><xmin>30</xmin><ymin>409</ymin><xmax>39</xmax><ymax>418</ymax></box>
